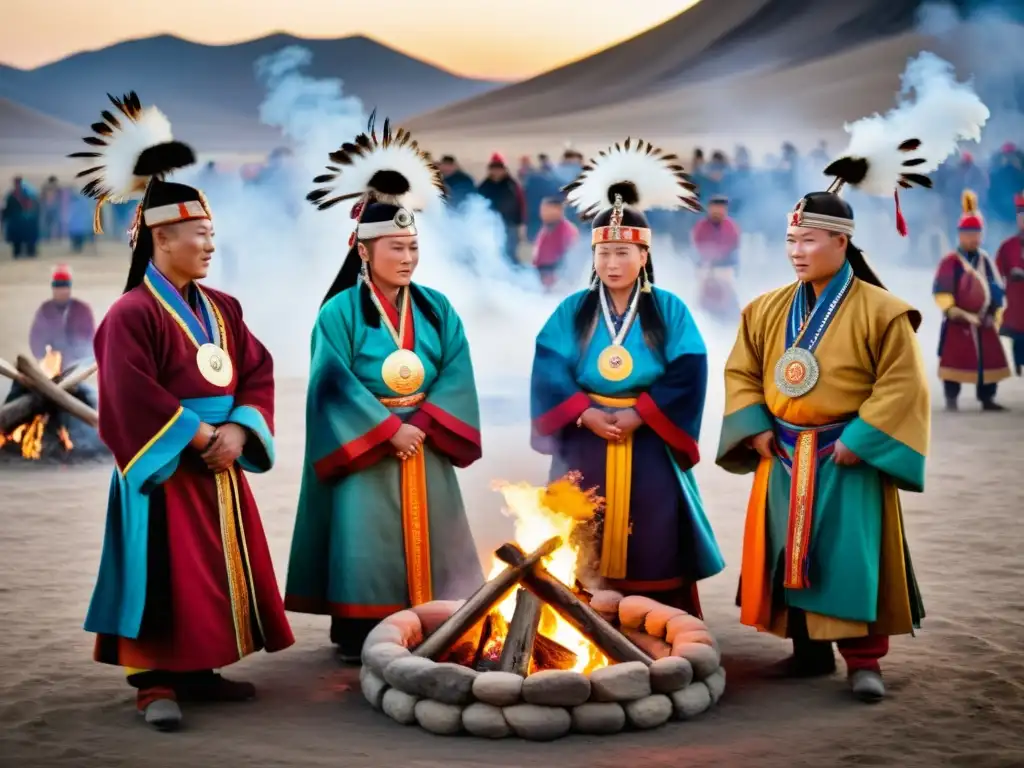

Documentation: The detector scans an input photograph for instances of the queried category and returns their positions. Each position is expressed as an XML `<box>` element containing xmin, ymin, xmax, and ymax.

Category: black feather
<box><xmin>606</xmin><ymin>181</ymin><xmax>639</xmax><ymax>206</ymax></box>
<box><xmin>898</xmin><ymin>138</ymin><xmax>921</xmax><ymax>152</ymax></box>
<box><xmin>823</xmin><ymin>156</ymin><xmax>869</xmax><ymax>185</ymax></box>
<box><xmin>367</xmin><ymin>169</ymin><xmax>411</xmax><ymax>196</ymax></box>
<box><xmin>75</xmin><ymin>166</ymin><xmax>103</xmax><ymax>178</ymax></box>
<box><xmin>67</xmin><ymin>151</ymin><xmax>101</xmax><ymax>158</ymax></box>
<box><xmin>91</xmin><ymin>122</ymin><xmax>113</xmax><ymax>136</ymax></box>
<box><xmin>83</xmin><ymin>137</ymin><xmax>107</xmax><ymax>146</ymax></box>
<box><xmin>307</xmin><ymin>189</ymin><xmax>330</xmax><ymax>202</ymax></box>
<box><xmin>902</xmin><ymin>157</ymin><xmax>926</xmax><ymax>167</ymax></box>
<box><xmin>313</xmin><ymin>174</ymin><xmax>336</xmax><ymax>183</ymax></box>
<box><xmin>100</xmin><ymin>110</ymin><xmax>121</xmax><ymax>129</ymax></box>
<box><xmin>133</xmin><ymin>140</ymin><xmax>196</xmax><ymax>177</ymax></box>
<box><xmin>901</xmin><ymin>173</ymin><xmax>932</xmax><ymax>188</ymax></box>
<box><xmin>329</xmin><ymin>151</ymin><xmax>353</xmax><ymax>165</ymax></box>
<box><xmin>898</xmin><ymin>180</ymin><xmax>912</xmax><ymax>189</ymax></box>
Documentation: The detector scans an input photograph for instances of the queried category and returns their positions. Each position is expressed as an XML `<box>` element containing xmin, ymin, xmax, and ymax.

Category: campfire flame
<box><xmin>487</xmin><ymin>475</ymin><xmax>608</xmax><ymax>674</ymax></box>
<box><xmin>0</xmin><ymin>347</ymin><xmax>73</xmax><ymax>460</ymax></box>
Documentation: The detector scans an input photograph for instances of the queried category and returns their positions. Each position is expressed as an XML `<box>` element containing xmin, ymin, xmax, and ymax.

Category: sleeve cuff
<box><xmin>840</xmin><ymin>417</ymin><xmax>926</xmax><ymax>492</ymax></box>
<box><xmin>313</xmin><ymin>414</ymin><xmax>402</xmax><ymax>483</ymax></box>
<box><xmin>533</xmin><ymin>391</ymin><xmax>590</xmax><ymax>435</ymax></box>
<box><xmin>228</xmin><ymin>404</ymin><xmax>276</xmax><ymax>473</ymax></box>
<box><xmin>408</xmin><ymin>403</ymin><xmax>482</xmax><ymax>468</ymax></box>
<box><xmin>716</xmin><ymin>403</ymin><xmax>773</xmax><ymax>475</ymax></box>
<box><xmin>121</xmin><ymin>406</ymin><xmax>201</xmax><ymax>490</ymax></box>
<box><xmin>635</xmin><ymin>392</ymin><xmax>700</xmax><ymax>469</ymax></box>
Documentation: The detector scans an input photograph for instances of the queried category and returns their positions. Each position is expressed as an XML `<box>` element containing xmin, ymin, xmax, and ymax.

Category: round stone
<box><xmin>502</xmin><ymin>703</ymin><xmax>572</xmax><ymax>741</ymax></box>
<box><xmin>362</xmin><ymin>623</ymin><xmax>405</xmax><ymax>651</ymax></box>
<box><xmin>649</xmin><ymin>656</ymin><xmax>694</xmax><ymax>693</ymax></box>
<box><xmin>664</xmin><ymin>614</ymin><xmax>708</xmax><ymax>644</ymax></box>
<box><xmin>623</xmin><ymin>628</ymin><xmax>673</xmax><ymax>660</ymax></box>
<box><xmin>618</xmin><ymin>596</ymin><xmax>661</xmax><ymax>630</ymax></box>
<box><xmin>623</xmin><ymin>694</ymin><xmax>673</xmax><ymax>730</ymax></box>
<box><xmin>670</xmin><ymin>682</ymin><xmax>712</xmax><ymax>720</ymax></box>
<box><xmin>363</xmin><ymin>641</ymin><xmax>411</xmax><ymax>677</ymax></box>
<box><xmin>704</xmin><ymin>667</ymin><xmax>726</xmax><ymax>704</ymax></box>
<box><xmin>671</xmin><ymin>629</ymin><xmax>717</xmax><ymax>650</ymax></box>
<box><xmin>571</xmin><ymin>702</ymin><xmax>626</xmax><ymax>735</ymax></box>
<box><xmin>462</xmin><ymin>702</ymin><xmax>511</xmax><ymax>738</ymax></box>
<box><xmin>420</xmin><ymin>662</ymin><xmax>478</xmax><ymax>705</ymax></box>
<box><xmin>411</xmin><ymin>600</ymin><xmax>464</xmax><ymax>634</ymax></box>
<box><xmin>644</xmin><ymin>605</ymin><xmax>687</xmax><ymax>639</ymax></box>
<box><xmin>672</xmin><ymin>641</ymin><xmax>720</xmax><ymax>680</ymax></box>
<box><xmin>414</xmin><ymin>699</ymin><xmax>463</xmax><ymax>735</ymax></box>
<box><xmin>381</xmin><ymin>688</ymin><xmax>418</xmax><ymax>724</ymax></box>
<box><xmin>382</xmin><ymin>656</ymin><xmax>435</xmax><ymax>697</ymax></box>
<box><xmin>379</xmin><ymin>609</ymin><xmax>424</xmax><ymax>648</ymax></box>
<box><xmin>472</xmin><ymin>671</ymin><xmax>524</xmax><ymax>706</ymax></box>
<box><xmin>589</xmin><ymin>590</ymin><xmax>624</xmax><ymax>621</ymax></box>
<box><xmin>359</xmin><ymin>666</ymin><xmax>388</xmax><ymax>710</ymax></box>
<box><xmin>589</xmin><ymin>661</ymin><xmax>652</xmax><ymax>702</ymax></box>
<box><xmin>522</xmin><ymin>669</ymin><xmax>591</xmax><ymax>707</ymax></box>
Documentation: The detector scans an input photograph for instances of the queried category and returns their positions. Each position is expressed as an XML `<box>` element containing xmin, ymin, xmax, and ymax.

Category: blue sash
<box><xmin>785</xmin><ymin>260</ymin><xmax>854</xmax><ymax>350</ymax></box>
<box><xmin>142</xmin><ymin>262</ymin><xmax>224</xmax><ymax>350</ymax></box>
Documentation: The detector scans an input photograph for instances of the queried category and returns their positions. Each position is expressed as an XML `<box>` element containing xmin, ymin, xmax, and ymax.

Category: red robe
<box><xmin>87</xmin><ymin>280</ymin><xmax>294</xmax><ymax>672</ymax></box>
<box><xmin>995</xmin><ymin>234</ymin><xmax>1024</xmax><ymax>336</ymax></box>
<box><xmin>933</xmin><ymin>250</ymin><xmax>1011</xmax><ymax>384</ymax></box>
<box><xmin>691</xmin><ymin>216</ymin><xmax>741</xmax><ymax>320</ymax></box>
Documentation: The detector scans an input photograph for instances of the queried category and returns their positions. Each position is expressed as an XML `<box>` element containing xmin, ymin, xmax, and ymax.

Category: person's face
<box><xmin>594</xmin><ymin>242</ymin><xmax>647</xmax><ymax>291</ymax></box>
<box><xmin>786</xmin><ymin>226</ymin><xmax>846</xmax><ymax>284</ymax></box>
<box><xmin>439</xmin><ymin>161</ymin><xmax>455</xmax><ymax>176</ymax></box>
<box><xmin>361</xmin><ymin>235</ymin><xmax>419</xmax><ymax>288</ymax></box>
<box><xmin>540</xmin><ymin>202</ymin><xmax>564</xmax><ymax>224</ymax></box>
<box><xmin>708</xmin><ymin>203</ymin><xmax>727</xmax><ymax>222</ymax></box>
<box><xmin>155</xmin><ymin>218</ymin><xmax>215</xmax><ymax>280</ymax></box>
<box><xmin>52</xmin><ymin>286</ymin><xmax>71</xmax><ymax>303</ymax></box>
<box><xmin>487</xmin><ymin>164</ymin><xmax>506</xmax><ymax>181</ymax></box>
<box><xmin>958</xmin><ymin>230</ymin><xmax>982</xmax><ymax>251</ymax></box>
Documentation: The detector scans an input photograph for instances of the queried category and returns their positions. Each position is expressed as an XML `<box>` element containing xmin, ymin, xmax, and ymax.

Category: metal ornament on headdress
<box><xmin>608</xmin><ymin>193</ymin><xmax>624</xmax><ymax>241</ymax></box>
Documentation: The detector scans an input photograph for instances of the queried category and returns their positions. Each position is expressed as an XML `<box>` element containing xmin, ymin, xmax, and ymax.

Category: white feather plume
<box><xmin>308</xmin><ymin>118</ymin><xmax>445</xmax><ymax>213</ymax></box>
<box><xmin>564</xmin><ymin>139</ymin><xmax>700</xmax><ymax>218</ymax></box>
<box><xmin>831</xmin><ymin>52</ymin><xmax>989</xmax><ymax>196</ymax></box>
<box><xmin>71</xmin><ymin>93</ymin><xmax>175</xmax><ymax>202</ymax></box>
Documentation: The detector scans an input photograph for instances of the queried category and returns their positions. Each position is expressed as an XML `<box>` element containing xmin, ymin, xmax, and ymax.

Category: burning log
<box><xmin>0</xmin><ymin>362</ymin><xmax>97</xmax><ymax>434</ymax></box>
<box><xmin>498</xmin><ymin>588</ymin><xmax>542</xmax><ymax>676</ymax></box>
<box><xmin>413</xmin><ymin>536</ymin><xmax>563</xmax><ymax>661</ymax></box>
<box><xmin>495</xmin><ymin>543</ymin><xmax>654</xmax><ymax>667</ymax></box>
<box><xmin>530</xmin><ymin>633</ymin><xmax>578</xmax><ymax>673</ymax></box>
<box><xmin>15</xmin><ymin>355</ymin><xmax>98</xmax><ymax>428</ymax></box>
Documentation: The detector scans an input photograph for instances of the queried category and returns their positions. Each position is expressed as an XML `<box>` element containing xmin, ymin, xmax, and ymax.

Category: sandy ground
<box><xmin>1</xmin><ymin>243</ymin><xmax>1023</xmax><ymax>768</ymax></box>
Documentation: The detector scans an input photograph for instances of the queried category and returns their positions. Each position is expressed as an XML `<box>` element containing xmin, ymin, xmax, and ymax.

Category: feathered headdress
<box><xmin>808</xmin><ymin>52</ymin><xmax>990</xmax><ymax>237</ymax></box>
<box><xmin>306</xmin><ymin>110</ymin><xmax>446</xmax><ymax>215</ymax></box>
<box><xmin>68</xmin><ymin>92</ymin><xmax>197</xmax><ymax>235</ymax></box>
<box><xmin>562</xmin><ymin>138</ymin><xmax>701</xmax><ymax>221</ymax></box>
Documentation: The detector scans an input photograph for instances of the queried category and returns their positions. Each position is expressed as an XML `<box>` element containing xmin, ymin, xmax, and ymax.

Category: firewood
<box><xmin>498</xmin><ymin>588</ymin><xmax>542</xmax><ymax>676</ymax></box>
<box><xmin>0</xmin><ymin>357</ymin><xmax>27</xmax><ymax>386</ymax></box>
<box><xmin>531</xmin><ymin>632</ymin><xmax>578</xmax><ymax>673</ymax></box>
<box><xmin>0</xmin><ymin>362</ymin><xmax>98</xmax><ymax>434</ymax></box>
<box><xmin>413</xmin><ymin>536</ymin><xmax>563</xmax><ymax>660</ymax></box>
<box><xmin>495</xmin><ymin>543</ymin><xmax>654</xmax><ymax>666</ymax></box>
<box><xmin>15</xmin><ymin>356</ymin><xmax>99</xmax><ymax>428</ymax></box>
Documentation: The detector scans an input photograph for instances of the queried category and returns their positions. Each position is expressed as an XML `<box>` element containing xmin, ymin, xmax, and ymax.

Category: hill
<box><xmin>0</xmin><ymin>33</ymin><xmax>502</xmax><ymax>153</ymax></box>
<box><xmin>0</xmin><ymin>98</ymin><xmax>81</xmax><ymax>158</ymax></box>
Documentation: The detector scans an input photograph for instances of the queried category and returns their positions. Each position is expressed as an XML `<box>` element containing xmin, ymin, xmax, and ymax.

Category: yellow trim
<box><xmin>200</xmin><ymin>288</ymin><xmax>231</xmax><ymax>357</ymax></box>
<box><xmin>400</xmin><ymin>449</ymin><xmax>433</xmax><ymax>605</ymax></box>
<box><xmin>121</xmin><ymin>406</ymin><xmax>185</xmax><ymax>476</ymax></box>
<box><xmin>934</xmin><ymin>292</ymin><xmax>955</xmax><ymax>312</ymax></box>
<box><xmin>589</xmin><ymin>394</ymin><xmax>638</xmax><ymax>408</ymax></box>
<box><xmin>124</xmin><ymin>667</ymin><xmax>149</xmax><ymax>677</ymax></box>
<box><xmin>229</xmin><ymin>466</ymin><xmax>264</xmax><ymax>641</ymax></box>
<box><xmin>600</xmin><ymin>433</ymin><xmax>634</xmax><ymax>579</ymax></box>
<box><xmin>994</xmin><ymin>306</ymin><xmax>1005</xmax><ymax>330</ymax></box>
<box><xmin>143</xmin><ymin>276</ymin><xmax>201</xmax><ymax>349</ymax></box>
<box><xmin>216</xmin><ymin>468</ymin><xmax>255</xmax><ymax>659</ymax></box>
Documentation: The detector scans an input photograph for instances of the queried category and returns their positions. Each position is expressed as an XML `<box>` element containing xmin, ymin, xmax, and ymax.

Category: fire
<box><xmin>488</xmin><ymin>475</ymin><xmax>608</xmax><ymax>674</ymax></box>
<box><xmin>0</xmin><ymin>347</ymin><xmax>73</xmax><ymax>460</ymax></box>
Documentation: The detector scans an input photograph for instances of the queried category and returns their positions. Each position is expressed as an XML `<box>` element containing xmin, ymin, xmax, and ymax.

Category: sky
<box><xmin>3</xmin><ymin>0</ymin><xmax>700</xmax><ymax>80</ymax></box>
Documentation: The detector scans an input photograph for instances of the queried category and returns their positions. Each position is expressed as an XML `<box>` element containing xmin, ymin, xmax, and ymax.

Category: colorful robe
<box><xmin>531</xmin><ymin>286</ymin><xmax>725</xmax><ymax>613</ymax></box>
<box><xmin>995</xmin><ymin>234</ymin><xmax>1024</xmax><ymax>373</ymax></box>
<box><xmin>933</xmin><ymin>249</ymin><xmax>1011</xmax><ymax>385</ymax></box>
<box><xmin>285</xmin><ymin>283</ymin><xmax>484</xmax><ymax>622</ymax></box>
<box><xmin>86</xmin><ymin>262</ymin><xmax>294</xmax><ymax>672</ymax></box>
<box><xmin>717</xmin><ymin>266</ymin><xmax>928</xmax><ymax>641</ymax></box>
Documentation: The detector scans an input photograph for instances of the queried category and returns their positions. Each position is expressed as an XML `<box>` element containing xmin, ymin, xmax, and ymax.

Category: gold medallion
<box><xmin>196</xmin><ymin>342</ymin><xmax>234</xmax><ymax>387</ymax></box>
<box><xmin>597</xmin><ymin>345</ymin><xmax>634</xmax><ymax>382</ymax></box>
<box><xmin>382</xmin><ymin>349</ymin><xmax>426</xmax><ymax>395</ymax></box>
<box><xmin>773</xmin><ymin>347</ymin><xmax>819</xmax><ymax>398</ymax></box>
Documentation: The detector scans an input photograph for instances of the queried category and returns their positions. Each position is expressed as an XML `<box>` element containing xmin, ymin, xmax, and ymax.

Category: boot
<box><xmin>767</xmin><ymin>637</ymin><xmax>837</xmax><ymax>678</ymax></box>
<box><xmin>945</xmin><ymin>397</ymin><xmax>958</xmax><ymax>412</ymax></box>
<box><xmin>174</xmin><ymin>672</ymin><xmax>256</xmax><ymax>703</ymax></box>
<box><xmin>848</xmin><ymin>669</ymin><xmax>886</xmax><ymax>702</ymax></box>
<box><xmin>981</xmin><ymin>399</ymin><xmax>1007</xmax><ymax>412</ymax></box>
<box><xmin>137</xmin><ymin>687</ymin><xmax>182</xmax><ymax>731</ymax></box>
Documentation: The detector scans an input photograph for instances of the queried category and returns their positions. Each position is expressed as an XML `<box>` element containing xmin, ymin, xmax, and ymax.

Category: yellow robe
<box><xmin>717</xmin><ymin>277</ymin><xmax>929</xmax><ymax>641</ymax></box>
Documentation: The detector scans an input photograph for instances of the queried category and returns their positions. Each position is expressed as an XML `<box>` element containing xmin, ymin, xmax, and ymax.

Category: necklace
<box><xmin>366</xmin><ymin>282</ymin><xmax>425</xmax><ymax>396</ymax></box>
<box><xmin>596</xmin><ymin>280</ymin><xmax>641</xmax><ymax>382</ymax></box>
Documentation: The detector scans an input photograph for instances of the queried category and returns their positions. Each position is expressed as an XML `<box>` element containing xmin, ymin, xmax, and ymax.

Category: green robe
<box><xmin>285</xmin><ymin>283</ymin><xmax>484</xmax><ymax>621</ymax></box>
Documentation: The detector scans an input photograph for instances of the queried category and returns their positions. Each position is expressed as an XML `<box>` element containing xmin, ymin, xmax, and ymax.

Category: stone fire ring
<box><xmin>359</xmin><ymin>592</ymin><xmax>726</xmax><ymax>740</ymax></box>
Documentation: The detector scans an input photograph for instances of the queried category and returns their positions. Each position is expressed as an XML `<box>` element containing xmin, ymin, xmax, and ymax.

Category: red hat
<box><xmin>488</xmin><ymin>152</ymin><xmax>506</xmax><ymax>167</ymax></box>
<box><xmin>1002</xmin><ymin>142</ymin><xmax>1017</xmax><ymax>153</ymax></box>
<box><xmin>1015</xmin><ymin>191</ymin><xmax>1024</xmax><ymax>210</ymax></box>
<box><xmin>51</xmin><ymin>264</ymin><xmax>72</xmax><ymax>287</ymax></box>
<box><xmin>958</xmin><ymin>189</ymin><xmax>984</xmax><ymax>231</ymax></box>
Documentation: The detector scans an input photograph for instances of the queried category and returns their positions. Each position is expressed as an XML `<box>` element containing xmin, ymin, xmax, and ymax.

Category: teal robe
<box><xmin>285</xmin><ymin>283</ymin><xmax>484</xmax><ymax>621</ymax></box>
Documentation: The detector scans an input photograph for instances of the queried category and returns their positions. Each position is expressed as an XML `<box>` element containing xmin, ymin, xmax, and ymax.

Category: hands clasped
<box><xmin>201</xmin><ymin>423</ymin><xmax>248</xmax><ymax>473</ymax></box>
<box><xmin>391</xmin><ymin>423</ymin><xmax>426</xmax><ymax>461</ymax></box>
<box><xmin>579</xmin><ymin>407</ymin><xmax>642</xmax><ymax>442</ymax></box>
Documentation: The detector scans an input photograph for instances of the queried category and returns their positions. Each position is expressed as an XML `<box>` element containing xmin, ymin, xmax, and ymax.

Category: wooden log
<box><xmin>0</xmin><ymin>362</ymin><xmax>98</xmax><ymax>434</ymax></box>
<box><xmin>15</xmin><ymin>356</ymin><xmax>98</xmax><ymax>428</ymax></box>
<box><xmin>438</xmin><ymin>612</ymin><xmax>494</xmax><ymax>668</ymax></box>
<box><xmin>495</xmin><ymin>543</ymin><xmax>654</xmax><ymax>666</ymax></box>
<box><xmin>413</xmin><ymin>536</ymin><xmax>563</xmax><ymax>660</ymax></box>
<box><xmin>531</xmin><ymin>632</ymin><xmax>578</xmax><ymax>673</ymax></box>
<box><xmin>0</xmin><ymin>357</ymin><xmax>27</xmax><ymax>386</ymax></box>
<box><xmin>498</xmin><ymin>588</ymin><xmax>542</xmax><ymax>676</ymax></box>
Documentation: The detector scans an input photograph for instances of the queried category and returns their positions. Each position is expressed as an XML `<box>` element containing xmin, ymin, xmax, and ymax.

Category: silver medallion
<box><xmin>773</xmin><ymin>347</ymin><xmax>820</xmax><ymax>399</ymax></box>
